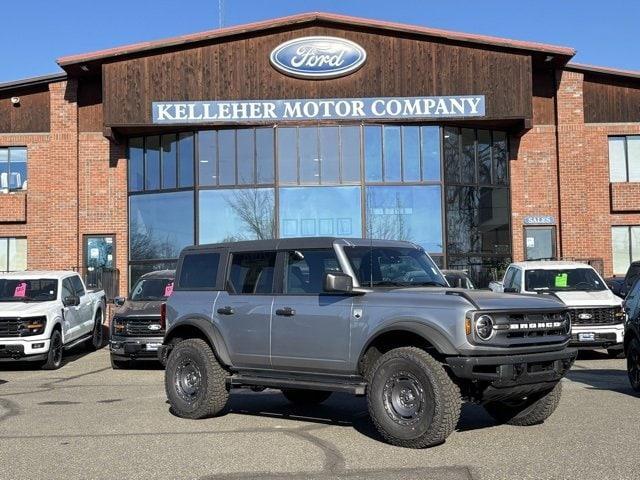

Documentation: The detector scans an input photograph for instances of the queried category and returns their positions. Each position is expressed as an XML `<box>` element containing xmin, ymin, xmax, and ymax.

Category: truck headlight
<box><xmin>18</xmin><ymin>317</ymin><xmax>47</xmax><ymax>336</ymax></box>
<box><xmin>475</xmin><ymin>314</ymin><xmax>494</xmax><ymax>340</ymax></box>
<box><xmin>613</xmin><ymin>307</ymin><xmax>626</xmax><ymax>323</ymax></box>
<box><xmin>112</xmin><ymin>317</ymin><xmax>126</xmax><ymax>335</ymax></box>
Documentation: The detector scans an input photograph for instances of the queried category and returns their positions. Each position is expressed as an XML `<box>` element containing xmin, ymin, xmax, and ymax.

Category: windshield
<box><xmin>524</xmin><ymin>268</ymin><xmax>606</xmax><ymax>292</ymax></box>
<box><xmin>0</xmin><ymin>278</ymin><xmax>58</xmax><ymax>302</ymax></box>
<box><xmin>130</xmin><ymin>277</ymin><xmax>174</xmax><ymax>301</ymax></box>
<box><xmin>344</xmin><ymin>246</ymin><xmax>447</xmax><ymax>288</ymax></box>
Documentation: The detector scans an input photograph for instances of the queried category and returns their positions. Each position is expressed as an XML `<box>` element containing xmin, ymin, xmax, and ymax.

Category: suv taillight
<box><xmin>160</xmin><ymin>303</ymin><xmax>166</xmax><ymax>330</ymax></box>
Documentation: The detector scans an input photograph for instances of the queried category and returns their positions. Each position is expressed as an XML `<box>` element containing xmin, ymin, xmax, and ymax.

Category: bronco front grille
<box><xmin>0</xmin><ymin>317</ymin><xmax>20</xmax><ymax>337</ymax></box>
<box><xmin>568</xmin><ymin>307</ymin><xmax>620</xmax><ymax>326</ymax></box>
<box><xmin>503</xmin><ymin>313</ymin><xmax>567</xmax><ymax>339</ymax></box>
<box><xmin>121</xmin><ymin>317</ymin><xmax>164</xmax><ymax>336</ymax></box>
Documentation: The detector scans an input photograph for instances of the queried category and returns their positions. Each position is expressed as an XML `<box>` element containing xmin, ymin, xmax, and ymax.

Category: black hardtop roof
<box><xmin>138</xmin><ymin>269</ymin><xmax>175</xmax><ymax>280</ymax></box>
<box><xmin>182</xmin><ymin>237</ymin><xmax>421</xmax><ymax>253</ymax></box>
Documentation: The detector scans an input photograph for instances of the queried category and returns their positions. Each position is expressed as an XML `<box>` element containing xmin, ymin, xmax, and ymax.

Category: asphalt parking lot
<box><xmin>0</xmin><ymin>348</ymin><xmax>638</xmax><ymax>480</ymax></box>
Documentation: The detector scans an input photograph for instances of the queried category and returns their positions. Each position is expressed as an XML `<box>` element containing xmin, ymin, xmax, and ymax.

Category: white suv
<box><xmin>490</xmin><ymin>261</ymin><xmax>625</xmax><ymax>357</ymax></box>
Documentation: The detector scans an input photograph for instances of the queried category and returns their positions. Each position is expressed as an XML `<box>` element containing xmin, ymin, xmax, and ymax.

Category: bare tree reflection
<box><xmin>130</xmin><ymin>225</ymin><xmax>182</xmax><ymax>260</ymax></box>
<box><xmin>367</xmin><ymin>191</ymin><xmax>411</xmax><ymax>241</ymax></box>
<box><xmin>221</xmin><ymin>189</ymin><xmax>276</xmax><ymax>242</ymax></box>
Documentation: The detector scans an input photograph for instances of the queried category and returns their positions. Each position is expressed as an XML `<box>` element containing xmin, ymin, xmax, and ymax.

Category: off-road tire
<box><xmin>165</xmin><ymin>338</ymin><xmax>229</xmax><ymax>419</ymax></box>
<box><xmin>607</xmin><ymin>348</ymin><xmax>624</xmax><ymax>359</ymax></box>
<box><xmin>282</xmin><ymin>389</ymin><xmax>332</xmax><ymax>405</ymax></box>
<box><xmin>367</xmin><ymin>347</ymin><xmax>461</xmax><ymax>448</ymax></box>
<box><xmin>42</xmin><ymin>328</ymin><xmax>63</xmax><ymax>370</ymax></box>
<box><xmin>627</xmin><ymin>338</ymin><xmax>640</xmax><ymax>392</ymax></box>
<box><xmin>110</xmin><ymin>356</ymin><xmax>131</xmax><ymax>370</ymax></box>
<box><xmin>484</xmin><ymin>382</ymin><xmax>563</xmax><ymax>426</ymax></box>
<box><xmin>86</xmin><ymin>310</ymin><xmax>105</xmax><ymax>351</ymax></box>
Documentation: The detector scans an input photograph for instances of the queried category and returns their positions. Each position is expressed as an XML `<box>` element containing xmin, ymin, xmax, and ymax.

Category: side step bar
<box><xmin>229</xmin><ymin>375</ymin><xmax>367</xmax><ymax>396</ymax></box>
<box><xmin>63</xmin><ymin>334</ymin><xmax>92</xmax><ymax>350</ymax></box>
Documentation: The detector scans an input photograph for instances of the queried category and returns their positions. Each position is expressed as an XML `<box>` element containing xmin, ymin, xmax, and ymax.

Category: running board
<box><xmin>64</xmin><ymin>334</ymin><xmax>92</xmax><ymax>350</ymax></box>
<box><xmin>229</xmin><ymin>375</ymin><xmax>367</xmax><ymax>396</ymax></box>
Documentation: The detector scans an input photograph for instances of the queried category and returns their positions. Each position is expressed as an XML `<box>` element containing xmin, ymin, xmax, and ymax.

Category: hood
<box><xmin>0</xmin><ymin>300</ymin><xmax>58</xmax><ymax>316</ymax></box>
<box><xmin>115</xmin><ymin>300</ymin><xmax>163</xmax><ymax>318</ymax></box>
<box><xmin>551</xmin><ymin>289</ymin><xmax>622</xmax><ymax>307</ymax></box>
<box><xmin>390</xmin><ymin>287</ymin><xmax>566</xmax><ymax>311</ymax></box>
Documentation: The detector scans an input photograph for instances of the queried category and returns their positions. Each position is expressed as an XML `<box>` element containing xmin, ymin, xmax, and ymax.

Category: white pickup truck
<box><xmin>489</xmin><ymin>261</ymin><xmax>625</xmax><ymax>357</ymax></box>
<box><xmin>0</xmin><ymin>271</ymin><xmax>106</xmax><ymax>369</ymax></box>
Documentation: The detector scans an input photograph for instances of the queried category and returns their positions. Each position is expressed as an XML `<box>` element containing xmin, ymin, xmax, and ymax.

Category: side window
<box><xmin>61</xmin><ymin>279</ymin><xmax>74</xmax><ymax>299</ymax></box>
<box><xmin>228</xmin><ymin>251</ymin><xmax>276</xmax><ymax>294</ymax></box>
<box><xmin>626</xmin><ymin>279</ymin><xmax>640</xmax><ymax>319</ymax></box>
<box><xmin>512</xmin><ymin>269</ymin><xmax>522</xmax><ymax>291</ymax></box>
<box><xmin>179</xmin><ymin>252</ymin><xmax>220</xmax><ymax>289</ymax></box>
<box><xmin>626</xmin><ymin>264</ymin><xmax>640</xmax><ymax>286</ymax></box>
<box><xmin>70</xmin><ymin>275</ymin><xmax>85</xmax><ymax>296</ymax></box>
<box><xmin>284</xmin><ymin>249</ymin><xmax>342</xmax><ymax>294</ymax></box>
<box><xmin>503</xmin><ymin>267</ymin><xmax>515</xmax><ymax>288</ymax></box>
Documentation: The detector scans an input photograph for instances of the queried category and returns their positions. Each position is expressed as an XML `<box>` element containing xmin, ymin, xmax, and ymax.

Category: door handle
<box><xmin>275</xmin><ymin>307</ymin><xmax>296</xmax><ymax>317</ymax></box>
<box><xmin>217</xmin><ymin>306</ymin><xmax>234</xmax><ymax>315</ymax></box>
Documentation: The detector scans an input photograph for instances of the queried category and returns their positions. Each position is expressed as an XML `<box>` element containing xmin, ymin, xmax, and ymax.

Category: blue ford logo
<box><xmin>270</xmin><ymin>36</ymin><xmax>367</xmax><ymax>79</ymax></box>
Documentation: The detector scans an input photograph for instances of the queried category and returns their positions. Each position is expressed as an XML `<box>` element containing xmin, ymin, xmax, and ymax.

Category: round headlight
<box><xmin>475</xmin><ymin>314</ymin><xmax>494</xmax><ymax>340</ymax></box>
<box><xmin>564</xmin><ymin>312</ymin><xmax>572</xmax><ymax>335</ymax></box>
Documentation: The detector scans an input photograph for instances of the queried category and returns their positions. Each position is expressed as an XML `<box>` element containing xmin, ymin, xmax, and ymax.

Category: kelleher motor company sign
<box><xmin>152</xmin><ymin>96</ymin><xmax>486</xmax><ymax>124</ymax></box>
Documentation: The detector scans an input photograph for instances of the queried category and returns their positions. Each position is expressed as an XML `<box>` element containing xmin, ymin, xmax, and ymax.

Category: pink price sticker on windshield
<box><xmin>164</xmin><ymin>282</ymin><xmax>174</xmax><ymax>297</ymax></box>
<box><xmin>14</xmin><ymin>282</ymin><xmax>27</xmax><ymax>298</ymax></box>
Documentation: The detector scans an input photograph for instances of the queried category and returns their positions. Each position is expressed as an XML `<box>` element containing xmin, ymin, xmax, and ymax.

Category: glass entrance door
<box><xmin>524</xmin><ymin>226</ymin><xmax>556</xmax><ymax>261</ymax></box>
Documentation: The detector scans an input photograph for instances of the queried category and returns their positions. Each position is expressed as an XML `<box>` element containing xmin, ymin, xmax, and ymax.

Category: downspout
<box><xmin>76</xmin><ymin>79</ymin><xmax>81</xmax><ymax>271</ymax></box>
<box><xmin>552</xmin><ymin>68</ymin><xmax>563</xmax><ymax>258</ymax></box>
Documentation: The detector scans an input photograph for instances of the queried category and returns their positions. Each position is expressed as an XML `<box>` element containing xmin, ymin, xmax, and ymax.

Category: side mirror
<box><xmin>114</xmin><ymin>296</ymin><xmax>126</xmax><ymax>307</ymax></box>
<box><xmin>63</xmin><ymin>295</ymin><xmax>80</xmax><ymax>307</ymax></box>
<box><xmin>323</xmin><ymin>272</ymin><xmax>353</xmax><ymax>293</ymax></box>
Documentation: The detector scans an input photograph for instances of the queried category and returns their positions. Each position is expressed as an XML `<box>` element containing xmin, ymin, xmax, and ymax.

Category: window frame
<box><xmin>0</xmin><ymin>236</ymin><xmax>27</xmax><ymax>272</ymax></box>
<box><xmin>274</xmin><ymin>248</ymin><xmax>345</xmax><ymax>296</ymax></box>
<box><xmin>609</xmin><ymin>135</ymin><xmax>640</xmax><ymax>183</ymax></box>
<box><xmin>0</xmin><ymin>146</ymin><xmax>28</xmax><ymax>192</ymax></box>
<box><xmin>174</xmin><ymin>248</ymin><xmax>226</xmax><ymax>292</ymax></box>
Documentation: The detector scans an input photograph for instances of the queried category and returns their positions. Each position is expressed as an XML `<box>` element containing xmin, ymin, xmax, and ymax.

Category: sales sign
<box><xmin>152</xmin><ymin>95</ymin><xmax>485</xmax><ymax>124</ymax></box>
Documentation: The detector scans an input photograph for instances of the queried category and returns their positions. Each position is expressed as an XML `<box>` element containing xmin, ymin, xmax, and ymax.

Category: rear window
<box><xmin>178</xmin><ymin>252</ymin><xmax>221</xmax><ymax>289</ymax></box>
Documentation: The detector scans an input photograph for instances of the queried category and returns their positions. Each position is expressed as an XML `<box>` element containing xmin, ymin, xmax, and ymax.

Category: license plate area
<box><xmin>578</xmin><ymin>332</ymin><xmax>595</xmax><ymax>342</ymax></box>
<box><xmin>145</xmin><ymin>343</ymin><xmax>162</xmax><ymax>351</ymax></box>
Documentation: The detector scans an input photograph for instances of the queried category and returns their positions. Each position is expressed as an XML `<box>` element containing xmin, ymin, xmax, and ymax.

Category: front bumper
<box><xmin>446</xmin><ymin>348</ymin><xmax>577</xmax><ymax>388</ymax></box>
<box><xmin>110</xmin><ymin>336</ymin><xmax>163</xmax><ymax>360</ymax></box>
<box><xmin>0</xmin><ymin>338</ymin><xmax>50</xmax><ymax>362</ymax></box>
<box><xmin>570</xmin><ymin>324</ymin><xmax>624</xmax><ymax>348</ymax></box>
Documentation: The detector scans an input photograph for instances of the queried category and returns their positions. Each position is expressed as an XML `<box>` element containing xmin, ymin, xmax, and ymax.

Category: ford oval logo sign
<box><xmin>270</xmin><ymin>36</ymin><xmax>367</xmax><ymax>79</ymax></box>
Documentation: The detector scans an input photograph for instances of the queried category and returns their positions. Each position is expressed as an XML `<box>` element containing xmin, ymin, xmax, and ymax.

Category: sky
<box><xmin>0</xmin><ymin>0</ymin><xmax>638</xmax><ymax>83</ymax></box>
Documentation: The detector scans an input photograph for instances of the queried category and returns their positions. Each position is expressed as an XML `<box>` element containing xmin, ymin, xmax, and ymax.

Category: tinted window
<box><xmin>130</xmin><ymin>277</ymin><xmax>174</xmax><ymax>300</ymax></box>
<box><xmin>625</xmin><ymin>279</ymin><xmax>640</xmax><ymax>319</ymax></box>
<box><xmin>284</xmin><ymin>249</ymin><xmax>342</xmax><ymax>294</ymax></box>
<box><xmin>524</xmin><ymin>268</ymin><xmax>606</xmax><ymax>292</ymax></box>
<box><xmin>179</xmin><ymin>253</ymin><xmax>220</xmax><ymax>289</ymax></box>
<box><xmin>503</xmin><ymin>268</ymin><xmax>515</xmax><ymax>288</ymax></box>
<box><xmin>228</xmin><ymin>251</ymin><xmax>276</xmax><ymax>294</ymax></box>
<box><xmin>70</xmin><ymin>275</ymin><xmax>85</xmax><ymax>296</ymax></box>
<box><xmin>345</xmin><ymin>246</ymin><xmax>446</xmax><ymax>288</ymax></box>
<box><xmin>0</xmin><ymin>278</ymin><xmax>58</xmax><ymax>302</ymax></box>
<box><xmin>61</xmin><ymin>279</ymin><xmax>74</xmax><ymax>299</ymax></box>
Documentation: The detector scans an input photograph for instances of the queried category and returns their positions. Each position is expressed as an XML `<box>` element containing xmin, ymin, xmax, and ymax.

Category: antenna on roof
<box><xmin>218</xmin><ymin>0</ymin><xmax>224</xmax><ymax>28</ymax></box>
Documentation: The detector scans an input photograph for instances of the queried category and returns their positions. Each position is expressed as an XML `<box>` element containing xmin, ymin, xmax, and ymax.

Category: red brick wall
<box><xmin>0</xmin><ymin>190</ymin><xmax>26</xmax><ymax>223</ymax></box>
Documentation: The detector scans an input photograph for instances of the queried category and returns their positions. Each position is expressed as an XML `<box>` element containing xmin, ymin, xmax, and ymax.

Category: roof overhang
<box><xmin>57</xmin><ymin>11</ymin><xmax>575</xmax><ymax>76</ymax></box>
<box><xmin>566</xmin><ymin>62</ymin><xmax>640</xmax><ymax>83</ymax></box>
<box><xmin>0</xmin><ymin>72</ymin><xmax>67</xmax><ymax>93</ymax></box>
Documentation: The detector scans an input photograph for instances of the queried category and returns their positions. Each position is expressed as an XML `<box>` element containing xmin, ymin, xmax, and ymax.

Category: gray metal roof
<box><xmin>185</xmin><ymin>237</ymin><xmax>420</xmax><ymax>253</ymax></box>
<box><xmin>0</xmin><ymin>72</ymin><xmax>67</xmax><ymax>93</ymax></box>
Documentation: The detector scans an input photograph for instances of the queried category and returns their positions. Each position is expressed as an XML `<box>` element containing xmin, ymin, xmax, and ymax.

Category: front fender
<box><xmin>164</xmin><ymin>316</ymin><xmax>232</xmax><ymax>367</ymax></box>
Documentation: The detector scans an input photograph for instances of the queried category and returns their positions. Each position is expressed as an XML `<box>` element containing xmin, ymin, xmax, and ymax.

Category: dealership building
<box><xmin>1</xmin><ymin>11</ymin><xmax>639</xmax><ymax>292</ymax></box>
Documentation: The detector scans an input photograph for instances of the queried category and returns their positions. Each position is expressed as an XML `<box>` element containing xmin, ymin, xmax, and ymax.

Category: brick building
<box><xmin>1</xmin><ymin>12</ymin><xmax>639</xmax><ymax>292</ymax></box>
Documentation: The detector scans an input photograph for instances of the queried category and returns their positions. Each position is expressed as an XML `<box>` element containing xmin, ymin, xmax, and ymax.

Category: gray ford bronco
<box><xmin>159</xmin><ymin>238</ymin><xmax>577</xmax><ymax>448</ymax></box>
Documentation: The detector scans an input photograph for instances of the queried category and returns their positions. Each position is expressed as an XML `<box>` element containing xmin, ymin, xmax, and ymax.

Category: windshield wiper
<box><xmin>414</xmin><ymin>281</ymin><xmax>448</xmax><ymax>287</ymax></box>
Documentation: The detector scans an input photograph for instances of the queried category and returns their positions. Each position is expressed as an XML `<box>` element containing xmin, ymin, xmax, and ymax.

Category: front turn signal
<box><xmin>465</xmin><ymin>318</ymin><xmax>472</xmax><ymax>335</ymax></box>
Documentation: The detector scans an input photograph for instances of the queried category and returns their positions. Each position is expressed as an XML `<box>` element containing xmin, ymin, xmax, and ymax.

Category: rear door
<box><xmin>271</xmin><ymin>248</ymin><xmax>352</xmax><ymax>373</ymax></box>
<box><xmin>215</xmin><ymin>250</ymin><xmax>276</xmax><ymax>369</ymax></box>
<box><xmin>70</xmin><ymin>275</ymin><xmax>93</xmax><ymax>335</ymax></box>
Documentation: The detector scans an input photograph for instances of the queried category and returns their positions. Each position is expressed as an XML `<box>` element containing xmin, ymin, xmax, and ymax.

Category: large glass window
<box><xmin>366</xmin><ymin>186</ymin><xmax>443</xmax><ymax>253</ymax></box>
<box><xmin>609</xmin><ymin>136</ymin><xmax>640</xmax><ymax>182</ymax></box>
<box><xmin>284</xmin><ymin>249</ymin><xmax>343</xmax><ymax>294</ymax></box>
<box><xmin>612</xmin><ymin>226</ymin><xmax>640</xmax><ymax>274</ymax></box>
<box><xmin>0</xmin><ymin>238</ymin><xmax>27</xmax><ymax>272</ymax></box>
<box><xmin>179</xmin><ymin>252</ymin><xmax>220</xmax><ymax>289</ymax></box>
<box><xmin>279</xmin><ymin>186</ymin><xmax>362</xmax><ymax>238</ymax></box>
<box><xmin>0</xmin><ymin>147</ymin><xmax>27</xmax><ymax>192</ymax></box>
<box><xmin>129</xmin><ymin>191</ymin><xmax>194</xmax><ymax>261</ymax></box>
<box><xmin>364</xmin><ymin>125</ymin><xmax>440</xmax><ymax>183</ymax></box>
<box><xmin>199</xmin><ymin>189</ymin><xmax>275</xmax><ymax>244</ymax></box>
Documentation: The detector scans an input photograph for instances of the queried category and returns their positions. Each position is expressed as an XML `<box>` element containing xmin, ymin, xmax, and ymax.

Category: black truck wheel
<box><xmin>282</xmin><ymin>389</ymin><xmax>332</xmax><ymax>405</ymax></box>
<box><xmin>42</xmin><ymin>329</ymin><xmax>63</xmax><ymax>370</ymax></box>
<box><xmin>627</xmin><ymin>338</ymin><xmax>640</xmax><ymax>392</ymax></box>
<box><xmin>165</xmin><ymin>338</ymin><xmax>229</xmax><ymax>419</ymax></box>
<box><xmin>367</xmin><ymin>347</ymin><xmax>461</xmax><ymax>448</ymax></box>
<box><xmin>484</xmin><ymin>382</ymin><xmax>563</xmax><ymax>426</ymax></box>
<box><xmin>86</xmin><ymin>310</ymin><xmax>104</xmax><ymax>351</ymax></box>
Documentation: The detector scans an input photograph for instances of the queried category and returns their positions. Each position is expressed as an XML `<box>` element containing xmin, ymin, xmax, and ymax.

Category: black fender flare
<box><xmin>358</xmin><ymin>320</ymin><xmax>459</xmax><ymax>361</ymax></box>
<box><xmin>164</xmin><ymin>317</ymin><xmax>232</xmax><ymax>367</ymax></box>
